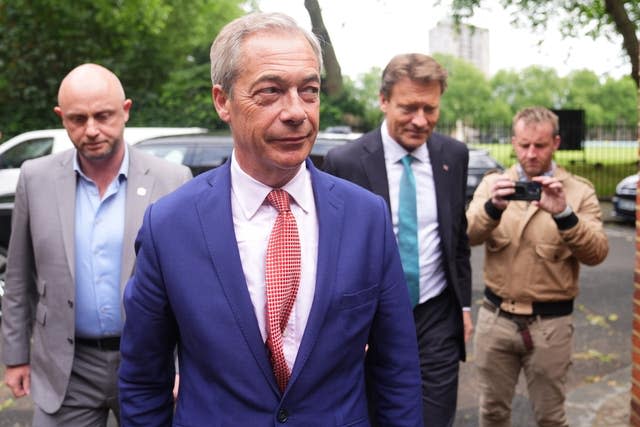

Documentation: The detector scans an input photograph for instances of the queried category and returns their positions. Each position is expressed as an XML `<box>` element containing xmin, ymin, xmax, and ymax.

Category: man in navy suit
<box><xmin>118</xmin><ymin>12</ymin><xmax>422</xmax><ymax>426</ymax></box>
<box><xmin>323</xmin><ymin>54</ymin><xmax>472</xmax><ymax>427</ymax></box>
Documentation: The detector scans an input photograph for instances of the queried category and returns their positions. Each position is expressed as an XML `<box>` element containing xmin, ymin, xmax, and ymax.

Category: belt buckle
<box><xmin>500</xmin><ymin>300</ymin><xmax>533</xmax><ymax>315</ymax></box>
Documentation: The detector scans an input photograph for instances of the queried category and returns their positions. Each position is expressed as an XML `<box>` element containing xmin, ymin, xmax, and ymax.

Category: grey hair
<box><xmin>210</xmin><ymin>12</ymin><xmax>323</xmax><ymax>97</ymax></box>
<box><xmin>512</xmin><ymin>107</ymin><xmax>559</xmax><ymax>136</ymax></box>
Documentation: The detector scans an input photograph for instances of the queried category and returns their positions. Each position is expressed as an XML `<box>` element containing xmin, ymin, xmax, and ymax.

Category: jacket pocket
<box><xmin>35</xmin><ymin>302</ymin><xmax>47</xmax><ymax>326</ymax></box>
<box><xmin>535</xmin><ymin>244</ymin><xmax>572</xmax><ymax>262</ymax></box>
<box><xmin>339</xmin><ymin>284</ymin><xmax>379</xmax><ymax>310</ymax></box>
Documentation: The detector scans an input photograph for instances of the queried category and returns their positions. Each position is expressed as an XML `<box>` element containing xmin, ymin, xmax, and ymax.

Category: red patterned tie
<box><xmin>265</xmin><ymin>189</ymin><xmax>301</xmax><ymax>392</ymax></box>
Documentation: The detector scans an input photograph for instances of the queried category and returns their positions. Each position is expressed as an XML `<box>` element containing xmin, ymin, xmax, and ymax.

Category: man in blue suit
<box><xmin>118</xmin><ymin>12</ymin><xmax>422</xmax><ymax>426</ymax></box>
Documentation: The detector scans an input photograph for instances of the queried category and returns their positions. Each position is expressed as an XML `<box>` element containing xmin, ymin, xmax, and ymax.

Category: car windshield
<box><xmin>469</xmin><ymin>151</ymin><xmax>498</xmax><ymax>168</ymax></box>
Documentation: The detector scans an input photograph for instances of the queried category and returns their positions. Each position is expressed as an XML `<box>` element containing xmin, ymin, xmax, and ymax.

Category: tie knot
<box><xmin>401</xmin><ymin>154</ymin><xmax>413</xmax><ymax>168</ymax></box>
<box><xmin>267</xmin><ymin>189</ymin><xmax>291</xmax><ymax>213</ymax></box>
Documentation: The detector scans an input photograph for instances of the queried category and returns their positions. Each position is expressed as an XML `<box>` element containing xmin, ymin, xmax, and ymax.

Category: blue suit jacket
<box><xmin>119</xmin><ymin>159</ymin><xmax>422</xmax><ymax>426</ymax></box>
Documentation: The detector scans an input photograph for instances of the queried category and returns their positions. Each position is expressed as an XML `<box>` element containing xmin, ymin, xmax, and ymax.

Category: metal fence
<box><xmin>438</xmin><ymin>123</ymin><xmax>638</xmax><ymax>199</ymax></box>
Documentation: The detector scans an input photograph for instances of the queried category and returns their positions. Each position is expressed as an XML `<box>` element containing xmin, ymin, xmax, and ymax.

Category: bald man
<box><xmin>1</xmin><ymin>63</ymin><xmax>192</xmax><ymax>426</ymax></box>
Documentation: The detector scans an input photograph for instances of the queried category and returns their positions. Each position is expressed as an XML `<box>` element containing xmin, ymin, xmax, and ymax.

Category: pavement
<box><xmin>566</xmin><ymin>365</ymin><xmax>631</xmax><ymax>426</ymax></box>
<box><xmin>563</xmin><ymin>201</ymin><xmax>632</xmax><ymax>427</ymax></box>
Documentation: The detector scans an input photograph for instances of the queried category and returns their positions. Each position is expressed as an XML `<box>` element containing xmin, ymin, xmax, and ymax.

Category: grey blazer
<box><xmin>1</xmin><ymin>147</ymin><xmax>192</xmax><ymax>413</ymax></box>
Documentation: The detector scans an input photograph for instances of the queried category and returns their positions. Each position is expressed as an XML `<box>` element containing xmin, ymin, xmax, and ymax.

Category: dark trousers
<box><xmin>367</xmin><ymin>286</ymin><xmax>462</xmax><ymax>427</ymax></box>
<box><xmin>414</xmin><ymin>286</ymin><xmax>463</xmax><ymax>427</ymax></box>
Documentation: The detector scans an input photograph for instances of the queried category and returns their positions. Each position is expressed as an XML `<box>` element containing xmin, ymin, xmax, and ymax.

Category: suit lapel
<box><xmin>196</xmin><ymin>163</ymin><xmax>279</xmax><ymax>394</ymax></box>
<box><xmin>288</xmin><ymin>162</ymin><xmax>342</xmax><ymax>390</ymax></box>
<box><xmin>427</xmin><ymin>136</ymin><xmax>453</xmax><ymax>252</ymax></box>
<box><xmin>121</xmin><ymin>150</ymin><xmax>155</xmax><ymax>287</ymax></box>
<box><xmin>361</xmin><ymin>130</ymin><xmax>391</xmax><ymax>207</ymax></box>
<box><xmin>55</xmin><ymin>151</ymin><xmax>78</xmax><ymax>285</ymax></box>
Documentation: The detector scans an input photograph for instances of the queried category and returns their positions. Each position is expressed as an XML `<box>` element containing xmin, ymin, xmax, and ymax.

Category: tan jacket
<box><xmin>466</xmin><ymin>165</ymin><xmax>608</xmax><ymax>307</ymax></box>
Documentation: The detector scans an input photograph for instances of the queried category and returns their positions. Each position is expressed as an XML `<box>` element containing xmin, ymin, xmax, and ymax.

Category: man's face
<box><xmin>511</xmin><ymin>120</ymin><xmax>560</xmax><ymax>178</ymax></box>
<box><xmin>379</xmin><ymin>78</ymin><xmax>441</xmax><ymax>152</ymax></box>
<box><xmin>212</xmin><ymin>31</ymin><xmax>320</xmax><ymax>187</ymax></box>
<box><xmin>55</xmin><ymin>85</ymin><xmax>131</xmax><ymax>162</ymax></box>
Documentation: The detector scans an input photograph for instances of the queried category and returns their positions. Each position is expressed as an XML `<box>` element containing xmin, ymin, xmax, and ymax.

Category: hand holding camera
<box><xmin>504</xmin><ymin>181</ymin><xmax>542</xmax><ymax>201</ymax></box>
<box><xmin>491</xmin><ymin>175</ymin><xmax>568</xmax><ymax>215</ymax></box>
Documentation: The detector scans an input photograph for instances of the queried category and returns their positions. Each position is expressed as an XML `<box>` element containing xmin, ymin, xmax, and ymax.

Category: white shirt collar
<box><xmin>381</xmin><ymin>119</ymin><xmax>429</xmax><ymax>164</ymax></box>
<box><xmin>230</xmin><ymin>150</ymin><xmax>312</xmax><ymax>220</ymax></box>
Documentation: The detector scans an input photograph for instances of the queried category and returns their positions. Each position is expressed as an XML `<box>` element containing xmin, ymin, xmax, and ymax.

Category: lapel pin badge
<box><xmin>443</xmin><ymin>164</ymin><xmax>449</xmax><ymax>172</ymax></box>
<box><xmin>137</xmin><ymin>187</ymin><xmax>147</xmax><ymax>196</ymax></box>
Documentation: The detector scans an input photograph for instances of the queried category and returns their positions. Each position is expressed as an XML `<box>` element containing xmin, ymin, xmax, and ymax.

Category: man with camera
<box><xmin>466</xmin><ymin>106</ymin><xmax>608</xmax><ymax>426</ymax></box>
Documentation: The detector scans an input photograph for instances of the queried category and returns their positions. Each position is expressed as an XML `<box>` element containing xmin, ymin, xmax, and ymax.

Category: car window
<box><xmin>138</xmin><ymin>145</ymin><xmax>188</xmax><ymax>165</ymax></box>
<box><xmin>192</xmin><ymin>146</ymin><xmax>233</xmax><ymax>168</ymax></box>
<box><xmin>0</xmin><ymin>138</ymin><xmax>54</xmax><ymax>169</ymax></box>
<box><xmin>468</xmin><ymin>152</ymin><xmax>498</xmax><ymax>168</ymax></box>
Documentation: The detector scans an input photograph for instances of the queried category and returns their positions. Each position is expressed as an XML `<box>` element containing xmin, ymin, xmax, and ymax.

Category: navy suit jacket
<box><xmin>119</xmin><ymin>159</ymin><xmax>422</xmax><ymax>426</ymax></box>
<box><xmin>323</xmin><ymin>129</ymin><xmax>472</xmax><ymax>359</ymax></box>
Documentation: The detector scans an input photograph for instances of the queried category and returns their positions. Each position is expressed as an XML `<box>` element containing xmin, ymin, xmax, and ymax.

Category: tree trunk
<box><xmin>604</xmin><ymin>0</ymin><xmax>639</xmax><ymax>87</ymax></box>
<box><xmin>304</xmin><ymin>0</ymin><xmax>343</xmax><ymax>98</ymax></box>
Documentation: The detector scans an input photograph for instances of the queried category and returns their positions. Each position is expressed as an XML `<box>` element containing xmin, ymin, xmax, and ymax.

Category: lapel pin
<box><xmin>443</xmin><ymin>164</ymin><xmax>449</xmax><ymax>172</ymax></box>
<box><xmin>137</xmin><ymin>187</ymin><xmax>147</xmax><ymax>196</ymax></box>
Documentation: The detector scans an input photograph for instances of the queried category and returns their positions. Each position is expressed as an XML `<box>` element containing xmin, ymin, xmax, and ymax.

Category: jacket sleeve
<box><xmin>119</xmin><ymin>205</ymin><xmax>177</xmax><ymax>426</ymax></box>
<box><xmin>2</xmin><ymin>165</ymin><xmax>36</xmax><ymax>366</ymax></box>
<box><xmin>558</xmin><ymin>184</ymin><xmax>608</xmax><ymax>266</ymax></box>
<box><xmin>466</xmin><ymin>173</ymin><xmax>501</xmax><ymax>246</ymax></box>
<box><xmin>366</xmin><ymin>197</ymin><xmax>423</xmax><ymax>427</ymax></box>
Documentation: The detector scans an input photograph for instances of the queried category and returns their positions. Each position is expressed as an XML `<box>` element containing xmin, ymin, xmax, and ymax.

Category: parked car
<box><xmin>0</xmin><ymin>127</ymin><xmax>207</xmax><ymax>317</ymax></box>
<box><xmin>466</xmin><ymin>148</ymin><xmax>504</xmax><ymax>201</ymax></box>
<box><xmin>135</xmin><ymin>132</ymin><xmax>359</xmax><ymax>176</ymax></box>
<box><xmin>612</xmin><ymin>173</ymin><xmax>637</xmax><ymax>221</ymax></box>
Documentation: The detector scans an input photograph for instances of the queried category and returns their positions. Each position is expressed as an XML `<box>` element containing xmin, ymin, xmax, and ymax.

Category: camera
<box><xmin>504</xmin><ymin>181</ymin><xmax>542</xmax><ymax>201</ymax></box>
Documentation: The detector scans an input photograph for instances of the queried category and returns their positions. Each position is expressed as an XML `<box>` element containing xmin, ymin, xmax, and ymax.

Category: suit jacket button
<box><xmin>277</xmin><ymin>408</ymin><xmax>289</xmax><ymax>423</ymax></box>
<box><xmin>68</xmin><ymin>300</ymin><xmax>74</xmax><ymax>308</ymax></box>
<box><xmin>67</xmin><ymin>338</ymin><xmax>73</xmax><ymax>345</ymax></box>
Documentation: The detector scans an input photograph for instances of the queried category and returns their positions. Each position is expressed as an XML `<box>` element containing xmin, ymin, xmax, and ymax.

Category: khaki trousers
<box><xmin>474</xmin><ymin>304</ymin><xmax>573</xmax><ymax>427</ymax></box>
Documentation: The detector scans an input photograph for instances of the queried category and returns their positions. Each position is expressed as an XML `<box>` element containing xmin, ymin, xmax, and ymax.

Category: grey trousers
<box><xmin>33</xmin><ymin>343</ymin><xmax>120</xmax><ymax>427</ymax></box>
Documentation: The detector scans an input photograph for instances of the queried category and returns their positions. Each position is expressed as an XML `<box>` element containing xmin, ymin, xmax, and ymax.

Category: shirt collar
<box><xmin>516</xmin><ymin>161</ymin><xmax>556</xmax><ymax>181</ymax></box>
<box><xmin>73</xmin><ymin>144</ymin><xmax>130</xmax><ymax>181</ymax></box>
<box><xmin>381</xmin><ymin>119</ymin><xmax>429</xmax><ymax>164</ymax></box>
<box><xmin>230</xmin><ymin>150</ymin><xmax>312</xmax><ymax>220</ymax></box>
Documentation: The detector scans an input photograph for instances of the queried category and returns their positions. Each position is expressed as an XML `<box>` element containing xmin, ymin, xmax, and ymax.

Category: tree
<box><xmin>434</xmin><ymin>53</ymin><xmax>511</xmax><ymax>126</ymax></box>
<box><xmin>449</xmin><ymin>0</ymin><xmax>639</xmax><ymax>87</ymax></box>
<box><xmin>303</xmin><ymin>0</ymin><xmax>343</xmax><ymax>98</ymax></box>
<box><xmin>0</xmin><ymin>0</ymin><xmax>246</xmax><ymax>137</ymax></box>
<box><xmin>491</xmin><ymin>66</ymin><xmax>567</xmax><ymax>112</ymax></box>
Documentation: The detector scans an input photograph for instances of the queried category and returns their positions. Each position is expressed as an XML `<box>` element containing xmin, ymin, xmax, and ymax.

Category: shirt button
<box><xmin>277</xmin><ymin>408</ymin><xmax>289</xmax><ymax>423</ymax></box>
<box><xmin>67</xmin><ymin>338</ymin><xmax>73</xmax><ymax>345</ymax></box>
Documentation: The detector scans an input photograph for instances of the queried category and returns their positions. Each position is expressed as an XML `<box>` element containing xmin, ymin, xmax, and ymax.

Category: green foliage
<box><xmin>0</xmin><ymin>0</ymin><xmax>246</xmax><ymax>137</ymax></box>
<box><xmin>450</xmin><ymin>0</ymin><xmax>639</xmax><ymax>41</ymax></box>
<box><xmin>434</xmin><ymin>53</ymin><xmax>512</xmax><ymax>125</ymax></box>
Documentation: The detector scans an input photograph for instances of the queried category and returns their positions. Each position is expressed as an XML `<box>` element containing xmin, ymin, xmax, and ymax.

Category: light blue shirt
<box><xmin>73</xmin><ymin>147</ymin><xmax>128</xmax><ymax>338</ymax></box>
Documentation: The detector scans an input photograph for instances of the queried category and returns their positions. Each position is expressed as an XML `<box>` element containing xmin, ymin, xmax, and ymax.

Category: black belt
<box><xmin>482</xmin><ymin>300</ymin><xmax>536</xmax><ymax>351</ymax></box>
<box><xmin>484</xmin><ymin>287</ymin><xmax>574</xmax><ymax>317</ymax></box>
<box><xmin>75</xmin><ymin>336</ymin><xmax>120</xmax><ymax>351</ymax></box>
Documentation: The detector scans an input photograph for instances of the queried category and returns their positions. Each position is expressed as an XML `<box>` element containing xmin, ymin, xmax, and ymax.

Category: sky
<box><xmin>258</xmin><ymin>0</ymin><xmax>630</xmax><ymax>80</ymax></box>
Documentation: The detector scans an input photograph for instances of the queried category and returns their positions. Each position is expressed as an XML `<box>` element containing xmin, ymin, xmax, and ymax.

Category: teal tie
<box><xmin>398</xmin><ymin>155</ymin><xmax>420</xmax><ymax>307</ymax></box>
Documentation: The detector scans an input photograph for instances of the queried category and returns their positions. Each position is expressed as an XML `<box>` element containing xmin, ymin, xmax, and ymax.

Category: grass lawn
<box><xmin>470</xmin><ymin>143</ymin><xmax>638</xmax><ymax>198</ymax></box>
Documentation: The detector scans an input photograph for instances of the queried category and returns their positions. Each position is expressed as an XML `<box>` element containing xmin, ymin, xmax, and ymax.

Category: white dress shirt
<box><xmin>381</xmin><ymin>120</ymin><xmax>448</xmax><ymax>304</ymax></box>
<box><xmin>230</xmin><ymin>151</ymin><xmax>318</xmax><ymax>372</ymax></box>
